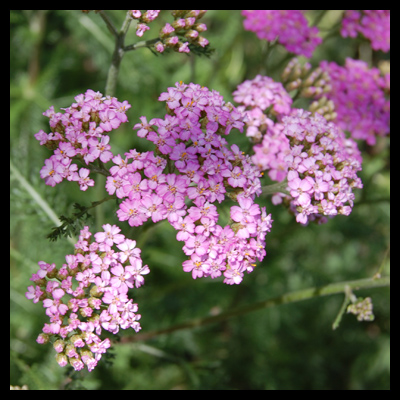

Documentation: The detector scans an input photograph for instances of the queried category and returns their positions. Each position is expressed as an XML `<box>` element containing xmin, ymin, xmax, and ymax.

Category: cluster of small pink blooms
<box><xmin>233</xmin><ymin>75</ymin><xmax>293</xmax><ymax>119</ymax></box>
<box><xmin>129</xmin><ymin>10</ymin><xmax>160</xmax><ymax>37</ymax></box>
<box><xmin>241</xmin><ymin>10</ymin><xmax>322</xmax><ymax>58</ymax></box>
<box><xmin>124</xmin><ymin>81</ymin><xmax>272</xmax><ymax>284</ymax></box>
<box><xmin>232</xmin><ymin>75</ymin><xmax>292</xmax><ymax>182</ymax></box>
<box><xmin>34</xmin><ymin>90</ymin><xmax>131</xmax><ymax>189</ymax></box>
<box><xmin>25</xmin><ymin>224</ymin><xmax>146</xmax><ymax>372</ymax></box>
<box><xmin>319</xmin><ymin>58</ymin><xmax>390</xmax><ymax>145</ymax></box>
<box><xmin>281</xmin><ymin>109</ymin><xmax>363</xmax><ymax>224</ymax></box>
<box><xmin>340</xmin><ymin>10</ymin><xmax>390</xmax><ymax>52</ymax></box>
<box><xmin>130</xmin><ymin>10</ymin><xmax>209</xmax><ymax>54</ymax></box>
<box><xmin>251</xmin><ymin>125</ymin><xmax>291</xmax><ymax>183</ymax></box>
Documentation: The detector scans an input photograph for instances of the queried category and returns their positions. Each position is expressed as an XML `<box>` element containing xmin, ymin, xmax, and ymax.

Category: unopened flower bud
<box><xmin>70</xmin><ymin>334</ymin><xmax>85</xmax><ymax>348</ymax></box>
<box><xmin>347</xmin><ymin>297</ymin><xmax>375</xmax><ymax>321</ymax></box>
<box><xmin>286</xmin><ymin>78</ymin><xmax>302</xmax><ymax>91</ymax></box>
<box><xmin>172</xmin><ymin>18</ymin><xmax>186</xmax><ymax>30</ymax></box>
<box><xmin>55</xmin><ymin>353</ymin><xmax>68</xmax><ymax>367</ymax></box>
<box><xmin>36</xmin><ymin>333</ymin><xmax>50</xmax><ymax>344</ymax></box>
<box><xmin>194</xmin><ymin>22</ymin><xmax>207</xmax><ymax>32</ymax></box>
<box><xmin>53</xmin><ymin>339</ymin><xmax>66</xmax><ymax>353</ymax></box>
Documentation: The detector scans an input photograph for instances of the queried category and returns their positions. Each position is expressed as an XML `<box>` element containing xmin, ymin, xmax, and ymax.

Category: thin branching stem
<box><xmin>121</xmin><ymin>276</ymin><xmax>389</xmax><ymax>343</ymax></box>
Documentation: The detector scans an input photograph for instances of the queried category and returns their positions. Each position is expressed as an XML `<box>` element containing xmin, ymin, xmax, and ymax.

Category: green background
<box><xmin>10</xmin><ymin>10</ymin><xmax>390</xmax><ymax>390</ymax></box>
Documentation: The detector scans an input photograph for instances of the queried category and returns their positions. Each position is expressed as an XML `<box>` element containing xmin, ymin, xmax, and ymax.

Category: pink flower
<box><xmin>172</xmin><ymin>216</ymin><xmax>196</xmax><ymax>241</ymax></box>
<box><xmin>136</xmin><ymin>23</ymin><xmax>150</xmax><ymax>37</ymax></box>
<box><xmin>158</xmin><ymin>87</ymin><xmax>182</xmax><ymax>109</ymax></box>
<box><xmin>110</xmin><ymin>264</ymin><xmax>133</xmax><ymax>294</ymax></box>
<box><xmin>288</xmin><ymin>174</ymin><xmax>313</xmax><ymax>206</ymax></box>
<box><xmin>94</xmin><ymin>224</ymin><xmax>125</xmax><ymax>247</ymax></box>
<box><xmin>40</xmin><ymin>158</ymin><xmax>65</xmax><ymax>187</ymax></box>
<box><xmin>117</xmin><ymin>198</ymin><xmax>148</xmax><ymax>227</ymax></box>
<box><xmin>182</xmin><ymin>234</ymin><xmax>209</xmax><ymax>257</ymax></box>
<box><xmin>188</xmin><ymin>196</ymin><xmax>218</xmax><ymax>222</ymax></box>
<box><xmin>164</xmin><ymin>195</ymin><xmax>187</xmax><ymax>223</ymax></box>
<box><xmin>25</xmin><ymin>285</ymin><xmax>43</xmax><ymax>303</ymax></box>
<box><xmin>182</xmin><ymin>254</ymin><xmax>209</xmax><ymax>279</ymax></box>
<box><xmin>223</xmin><ymin>268</ymin><xmax>243</xmax><ymax>285</ymax></box>
<box><xmin>125</xmin><ymin>257</ymin><xmax>150</xmax><ymax>288</ymax></box>
<box><xmin>99</xmin><ymin>109</ymin><xmax>123</xmax><ymax>132</ymax></box>
<box><xmin>140</xmin><ymin>194</ymin><xmax>167</xmax><ymax>223</ymax></box>
<box><xmin>230</xmin><ymin>195</ymin><xmax>261</xmax><ymax>224</ymax></box>
<box><xmin>76</xmin><ymin>168</ymin><xmax>95</xmax><ymax>191</ymax></box>
<box><xmin>133</xmin><ymin>116</ymin><xmax>153</xmax><ymax>138</ymax></box>
<box><xmin>242</xmin><ymin>10</ymin><xmax>322</xmax><ymax>58</ymax></box>
<box><xmin>221</xmin><ymin>166</ymin><xmax>247</xmax><ymax>188</ymax></box>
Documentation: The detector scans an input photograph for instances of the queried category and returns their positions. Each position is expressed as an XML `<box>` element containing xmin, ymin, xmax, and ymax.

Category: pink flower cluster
<box><xmin>241</xmin><ymin>10</ymin><xmax>322</xmax><ymax>58</ymax></box>
<box><xmin>233</xmin><ymin>75</ymin><xmax>293</xmax><ymax>117</ymax></box>
<box><xmin>282</xmin><ymin>109</ymin><xmax>363</xmax><ymax>224</ymax></box>
<box><xmin>25</xmin><ymin>224</ymin><xmax>146</xmax><ymax>372</ymax></box>
<box><xmin>130</xmin><ymin>10</ymin><xmax>209</xmax><ymax>53</ymax></box>
<box><xmin>341</xmin><ymin>10</ymin><xmax>390</xmax><ymax>52</ymax></box>
<box><xmin>319</xmin><ymin>58</ymin><xmax>390</xmax><ymax>145</ymax></box>
<box><xmin>34</xmin><ymin>89</ymin><xmax>131</xmax><ymax>189</ymax></box>
<box><xmin>129</xmin><ymin>10</ymin><xmax>160</xmax><ymax>36</ymax></box>
<box><xmin>233</xmin><ymin>75</ymin><xmax>292</xmax><ymax>182</ymax></box>
<box><xmin>114</xmin><ymin>81</ymin><xmax>273</xmax><ymax>284</ymax></box>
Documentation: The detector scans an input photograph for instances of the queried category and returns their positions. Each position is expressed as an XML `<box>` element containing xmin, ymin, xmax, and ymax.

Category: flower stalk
<box><xmin>122</xmin><ymin>276</ymin><xmax>389</xmax><ymax>342</ymax></box>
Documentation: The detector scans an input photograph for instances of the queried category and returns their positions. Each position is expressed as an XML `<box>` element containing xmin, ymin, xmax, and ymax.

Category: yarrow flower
<box><xmin>34</xmin><ymin>89</ymin><xmax>131</xmax><ymax>189</ymax></box>
<box><xmin>340</xmin><ymin>10</ymin><xmax>390</xmax><ymax>52</ymax></box>
<box><xmin>233</xmin><ymin>75</ymin><xmax>293</xmax><ymax>182</ymax></box>
<box><xmin>130</xmin><ymin>10</ymin><xmax>209</xmax><ymax>54</ymax></box>
<box><xmin>319</xmin><ymin>58</ymin><xmax>390</xmax><ymax>145</ymax></box>
<box><xmin>241</xmin><ymin>10</ymin><xmax>322</xmax><ymax>58</ymax></box>
<box><xmin>126</xmin><ymin>81</ymin><xmax>273</xmax><ymax>284</ymax></box>
<box><xmin>281</xmin><ymin>109</ymin><xmax>363</xmax><ymax>224</ymax></box>
<box><xmin>25</xmin><ymin>225</ymin><xmax>146</xmax><ymax>372</ymax></box>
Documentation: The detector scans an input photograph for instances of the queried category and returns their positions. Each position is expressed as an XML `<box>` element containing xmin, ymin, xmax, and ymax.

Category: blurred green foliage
<box><xmin>10</xmin><ymin>10</ymin><xmax>389</xmax><ymax>390</ymax></box>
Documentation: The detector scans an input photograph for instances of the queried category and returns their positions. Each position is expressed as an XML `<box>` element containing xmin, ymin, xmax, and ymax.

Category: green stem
<box><xmin>331</xmin><ymin>285</ymin><xmax>353</xmax><ymax>330</ymax></box>
<box><xmin>103</xmin><ymin>11</ymin><xmax>132</xmax><ymax>97</ymax></box>
<box><xmin>98</xmin><ymin>10</ymin><xmax>118</xmax><ymax>37</ymax></box>
<box><xmin>122</xmin><ymin>276</ymin><xmax>389</xmax><ymax>343</ymax></box>
<box><xmin>124</xmin><ymin>37</ymin><xmax>161</xmax><ymax>51</ymax></box>
<box><xmin>10</xmin><ymin>160</ymin><xmax>76</xmax><ymax>245</ymax></box>
<box><xmin>261</xmin><ymin>180</ymin><xmax>289</xmax><ymax>196</ymax></box>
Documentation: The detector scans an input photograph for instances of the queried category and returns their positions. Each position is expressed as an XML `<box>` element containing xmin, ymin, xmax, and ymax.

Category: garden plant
<box><xmin>10</xmin><ymin>10</ymin><xmax>390</xmax><ymax>390</ymax></box>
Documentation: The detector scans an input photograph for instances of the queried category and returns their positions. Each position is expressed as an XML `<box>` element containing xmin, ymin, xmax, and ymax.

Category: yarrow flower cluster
<box><xmin>319</xmin><ymin>58</ymin><xmax>390</xmax><ymax>145</ymax></box>
<box><xmin>233</xmin><ymin>75</ymin><xmax>293</xmax><ymax>182</ymax></box>
<box><xmin>340</xmin><ymin>10</ymin><xmax>390</xmax><ymax>52</ymax></box>
<box><xmin>130</xmin><ymin>10</ymin><xmax>209</xmax><ymax>54</ymax></box>
<box><xmin>121</xmin><ymin>81</ymin><xmax>273</xmax><ymax>284</ymax></box>
<box><xmin>282</xmin><ymin>109</ymin><xmax>363</xmax><ymax>224</ymax></box>
<box><xmin>241</xmin><ymin>10</ymin><xmax>322</xmax><ymax>58</ymax></box>
<box><xmin>34</xmin><ymin>89</ymin><xmax>131</xmax><ymax>189</ymax></box>
<box><xmin>25</xmin><ymin>224</ymin><xmax>147</xmax><ymax>372</ymax></box>
<box><xmin>347</xmin><ymin>297</ymin><xmax>375</xmax><ymax>322</ymax></box>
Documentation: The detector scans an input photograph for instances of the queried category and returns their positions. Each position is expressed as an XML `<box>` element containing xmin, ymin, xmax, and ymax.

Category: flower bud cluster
<box><xmin>25</xmin><ymin>224</ymin><xmax>146</xmax><ymax>371</ymax></box>
<box><xmin>281</xmin><ymin>58</ymin><xmax>333</xmax><ymax>113</ymax></box>
<box><xmin>282</xmin><ymin>109</ymin><xmax>363</xmax><ymax>224</ymax></box>
<box><xmin>233</xmin><ymin>75</ymin><xmax>292</xmax><ymax>183</ymax></box>
<box><xmin>34</xmin><ymin>90</ymin><xmax>131</xmax><ymax>190</ymax></box>
<box><xmin>241</xmin><ymin>10</ymin><xmax>322</xmax><ymax>58</ymax></box>
<box><xmin>347</xmin><ymin>297</ymin><xmax>375</xmax><ymax>322</ymax></box>
<box><xmin>319</xmin><ymin>58</ymin><xmax>390</xmax><ymax>146</ymax></box>
<box><xmin>122</xmin><ymin>82</ymin><xmax>273</xmax><ymax>284</ymax></box>
<box><xmin>280</xmin><ymin>58</ymin><xmax>339</xmax><ymax>127</ymax></box>
<box><xmin>340</xmin><ymin>10</ymin><xmax>390</xmax><ymax>52</ymax></box>
<box><xmin>130</xmin><ymin>10</ymin><xmax>209</xmax><ymax>54</ymax></box>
